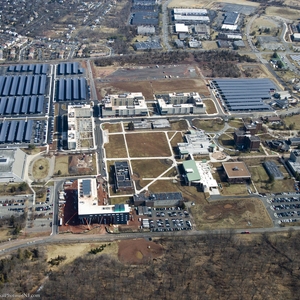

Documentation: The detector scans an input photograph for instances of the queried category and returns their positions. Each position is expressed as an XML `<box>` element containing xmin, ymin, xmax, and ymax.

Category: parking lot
<box><xmin>141</xmin><ymin>207</ymin><xmax>193</xmax><ymax>232</ymax></box>
<box><xmin>268</xmin><ymin>195</ymin><xmax>300</xmax><ymax>224</ymax></box>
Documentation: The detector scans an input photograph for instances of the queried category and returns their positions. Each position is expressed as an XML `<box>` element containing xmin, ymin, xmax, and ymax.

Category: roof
<box><xmin>133</xmin><ymin>192</ymin><xmax>183</xmax><ymax>202</ymax></box>
<box><xmin>222</xmin><ymin>162</ymin><xmax>251</xmax><ymax>179</ymax></box>
<box><xmin>223</xmin><ymin>12</ymin><xmax>239</xmax><ymax>25</ymax></box>
<box><xmin>183</xmin><ymin>160</ymin><xmax>201</xmax><ymax>182</ymax></box>
<box><xmin>175</xmin><ymin>23</ymin><xmax>189</xmax><ymax>33</ymax></box>
<box><xmin>263</xmin><ymin>160</ymin><xmax>284</xmax><ymax>180</ymax></box>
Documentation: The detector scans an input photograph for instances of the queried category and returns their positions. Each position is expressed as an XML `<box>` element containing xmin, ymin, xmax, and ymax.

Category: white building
<box><xmin>137</xmin><ymin>26</ymin><xmax>155</xmax><ymax>35</ymax></box>
<box><xmin>157</xmin><ymin>92</ymin><xmax>206</xmax><ymax>115</ymax></box>
<box><xmin>67</xmin><ymin>104</ymin><xmax>94</xmax><ymax>150</ymax></box>
<box><xmin>77</xmin><ymin>178</ymin><xmax>130</xmax><ymax>225</ymax></box>
<box><xmin>0</xmin><ymin>148</ymin><xmax>27</xmax><ymax>183</ymax></box>
<box><xmin>175</xmin><ymin>23</ymin><xmax>189</xmax><ymax>33</ymax></box>
<box><xmin>102</xmin><ymin>92</ymin><xmax>148</xmax><ymax>118</ymax></box>
<box><xmin>178</xmin><ymin>130</ymin><xmax>214</xmax><ymax>158</ymax></box>
<box><xmin>293</xmin><ymin>33</ymin><xmax>300</xmax><ymax>42</ymax></box>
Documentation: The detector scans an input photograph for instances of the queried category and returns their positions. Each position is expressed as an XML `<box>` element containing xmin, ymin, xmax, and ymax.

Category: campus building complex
<box><xmin>222</xmin><ymin>162</ymin><xmax>251</xmax><ymax>183</ymax></box>
<box><xmin>67</xmin><ymin>104</ymin><xmax>94</xmax><ymax>150</ymax></box>
<box><xmin>157</xmin><ymin>92</ymin><xmax>206</xmax><ymax>115</ymax></box>
<box><xmin>77</xmin><ymin>178</ymin><xmax>130</xmax><ymax>225</ymax></box>
<box><xmin>101</xmin><ymin>93</ymin><xmax>148</xmax><ymax>117</ymax></box>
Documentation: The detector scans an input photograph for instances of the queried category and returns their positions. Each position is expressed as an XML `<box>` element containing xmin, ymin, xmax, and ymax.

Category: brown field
<box><xmin>104</xmin><ymin>134</ymin><xmax>127</xmax><ymax>158</ymax></box>
<box><xmin>102</xmin><ymin>123</ymin><xmax>122</xmax><ymax>133</ymax></box>
<box><xmin>93</xmin><ymin>66</ymin><xmax>117</xmax><ymax>78</ymax></box>
<box><xmin>192</xmin><ymin>118</ymin><xmax>225</xmax><ymax>132</ymax></box>
<box><xmin>170</xmin><ymin>120</ymin><xmax>189</xmax><ymax>131</ymax></box>
<box><xmin>284</xmin><ymin>114</ymin><xmax>300</xmax><ymax>130</ymax></box>
<box><xmin>32</xmin><ymin>158</ymin><xmax>50</xmax><ymax>180</ymax></box>
<box><xmin>201</xmin><ymin>41</ymin><xmax>219</xmax><ymax>50</ymax></box>
<box><xmin>203</xmin><ymin>99</ymin><xmax>217</xmax><ymax>114</ymax></box>
<box><xmin>131</xmin><ymin>159</ymin><xmax>173</xmax><ymax>179</ymax></box>
<box><xmin>169</xmin><ymin>131</ymin><xmax>184</xmax><ymax>148</ymax></box>
<box><xmin>118</xmin><ymin>239</ymin><xmax>164</xmax><ymax>264</ymax></box>
<box><xmin>191</xmin><ymin>198</ymin><xmax>273</xmax><ymax>230</ymax></box>
<box><xmin>152</xmin><ymin>79</ymin><xmax>210</xmax><ymax>97</ymax></box>
<box><xmin>266</xmin><ymin>6</ymin><xmax>300</xmax><ymax>20</ymax></box>
<box><xmin>97</xmin><ymin>81</ymin><xmax>154</xmax><ymax>99</ymax></box>
<box><xmin>168</xmin><ymin>0</ymin><xmax>259</xmax><ymax>8</ymax></box>
<box><xmin>54</xmin><ymin>155</ymin><xmax>69</xmax><ymax>176</ymax></box>
<box><xmin>126</xmin><ymin>132</ymin><xmax>171</xmax><ymax>157</ymax></box>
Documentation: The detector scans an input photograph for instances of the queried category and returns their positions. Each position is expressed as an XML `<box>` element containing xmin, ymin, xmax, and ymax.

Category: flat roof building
<box><xmin>182</xmin><ymin>160</ymin><xmax>201</xmax><ymax>185</ymax></box>
<box><xmin>157</xmin><ymin>92</ymin><xmax>206</xmax><ymax>115</ymax></box>
<box><xmin>223</xmin><ymin>12</ymin><xmax>239</xmax><ymax>25</ymax></box>
<box><xmin>133</xmin><ymin>192</ymin><xmax>183</xmax><ymax>207</ymax></box>
<box><xmin>263</xmin><ymin>160</ymin><xmax>284</xmax><ymax>180</ymax></box>
<box><xmin>175</xmin><ymin>23</ymin><xmax>189</xmax><ymax>33</ymax></box>
<box><xmin>77</xmin><ymin>178</ymin><xmax>130</xmax><ymax>225</ymax></box>
<box><xmin>0</xmin><ymin>148</ymin><xmax>27</xmax><ymax>183</ymax></box>
<box><xmin>102</xmin><ymin>92</ymin><xmax>148</xmax><ymax>118</ymax></box>
<box><xmin>222</xmin><ymin>161</ymin><xmax>251</xmax><ymax>183</ymax></box>
<box><xmin>178</xmin><ymin>130</ymin><xmax>214</xmax><ymax>158</ymax></box>
<box><xmin>67</xmin><ymin>104</ymin><xmax>94</xmax><ymax>150</ymax></box>
<box><xmin>114</xmin><ymin>161</ymin><xmax>133</xmax><ymax>192</ymax></box>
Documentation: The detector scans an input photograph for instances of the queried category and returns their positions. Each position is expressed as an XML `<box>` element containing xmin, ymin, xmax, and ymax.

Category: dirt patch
<box><xmin>118</xmin><ymin>239</ymin><xmax>164</xmax><ymax>264</ymax></box>
<box><xmin>192</xmin><ymin>198</ymin><xmax>272</xmax><ymax>229</ymax></box>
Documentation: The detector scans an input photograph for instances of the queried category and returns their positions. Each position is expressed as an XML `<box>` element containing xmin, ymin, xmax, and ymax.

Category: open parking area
<box><xmin>141</xmin><ymin>207</ymin><xmax>193</xmax><ymax>232</ymax></box>
<box><xmin>268</xmin><ymin>195</ymin><xmax>300</xmax><ymax>224</ymax></box>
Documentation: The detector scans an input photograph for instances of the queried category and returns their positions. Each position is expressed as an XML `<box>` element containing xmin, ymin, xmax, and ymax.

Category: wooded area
<box><xmin>1</xmin><ymin>231</ymin><xmax>296</xmax><ymax>299</ymax></box>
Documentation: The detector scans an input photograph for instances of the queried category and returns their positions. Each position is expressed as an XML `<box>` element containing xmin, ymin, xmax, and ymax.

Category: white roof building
<box><xmin>0</xmin><ymin>148</ymin><xmax>27</xmax><ymax>183</ymax></box>
<box><xmin>175</xmin><ymin>23</ymin><xmax>189</xmax><ymax>33</ymax></box>
<box><xmin>173</xmin><ymin>8</ymin><xmax>208</xmax><ymax>15</ymax></box>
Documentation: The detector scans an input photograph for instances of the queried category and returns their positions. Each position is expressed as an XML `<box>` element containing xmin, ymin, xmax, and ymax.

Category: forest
<box><xmin>1</xmin><ymin>231</ymin><xmax>300</xmax><ymax>299</ymax></box>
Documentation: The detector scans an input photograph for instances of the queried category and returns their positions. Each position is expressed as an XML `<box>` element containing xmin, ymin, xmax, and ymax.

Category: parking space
<box><xmin>141</xmin><ymin>207</ymin><xmax>193</xmax><ymax>232</ymax></box>
<box><xmin>268</xmin><ymin>195</ymin><xmax>300</xmax><ymax>224</ymax></box>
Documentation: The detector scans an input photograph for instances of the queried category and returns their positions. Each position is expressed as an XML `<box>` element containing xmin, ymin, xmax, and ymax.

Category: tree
<box><xmin>28</xmin><ymin>144</ymin><xmax>35</xmax><ymax>150</ymax></box>
<box><xmin>18</xmin><ymin>182</ymin><xmax>28</xmax><ymax>192</ymax></box>
<box><xmin>57</xmin><ymin>170</ymin><xmax>62</xmax><ymax>176</ymax></box>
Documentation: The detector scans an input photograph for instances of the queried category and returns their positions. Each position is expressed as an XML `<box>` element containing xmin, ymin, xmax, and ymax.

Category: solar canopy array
<box><xmin>58</xmin><ymin>62</ymin><xmax>83</xmax><ymax>75</ymax></box>
<box><xmin>8</xmin><ymin>64</ymin><xmax>49</xmax><ymax>75</ymax></box>
<box><xmin>0</xmin><ymin>74</ymin><xmax>47</xmax><ymax>97</ymax></box>
<box><xmin>212</xmin><ymin>78</ymin><xmax>277</xmax><ymax>111</ymax></box>
<box><xmin>57</xmin><ymin>77</ymin><xmax>87</xmax><ymax>101</ymax></box>
<box><xmin>0</xmin><ymin>119</ymin><xmax>33</xmax><ymax>143</ymax></box>
<box><xmin>0</xmin><ymin>96</ymin><xmax>44</xmax><ymax>115</ymax></box>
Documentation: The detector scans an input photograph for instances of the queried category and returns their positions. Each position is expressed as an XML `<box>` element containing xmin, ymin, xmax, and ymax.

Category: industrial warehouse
<box><xmin>211</xmin><ymin>78</ymin><xmax>278</xmax><ymax>112</ymax></box>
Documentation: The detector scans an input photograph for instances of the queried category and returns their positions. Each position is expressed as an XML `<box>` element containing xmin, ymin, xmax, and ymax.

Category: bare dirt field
<box><xmin>95</xmin><ymin>64</ymin><xmax>210</xmax><ymax>99</ymax></box>
<box><xmin>203</xmin><ymin>99</ymin><xmax>217</xmax><ymax>114</ymax></box>
<box><xmin>191</xmin><ymin>198</ymin><xmax>273</xmax><ymax>229</ymax></box>
<box><xmin>32</xmin><ymin>158</ymin><xmax>50</xmax><ymax>180</ymax></box>
<box><xmin>101</xmin><ymin>122</ymin><xmax>122</xmax><ymax>133</ymax></box>
<box><xmin>126</xmin><ymin>132</ymin><xmax>171</xmax><ymax>157</ymax></box>
<box><xmin>104</xmin><ymin>134</ymin><xmax>127</xmax><ymax>158</ymax></box>
<box><xmin>118</xmin><ymin>239</ymin><xmax>164</xmax><ymax>264</ymax></box>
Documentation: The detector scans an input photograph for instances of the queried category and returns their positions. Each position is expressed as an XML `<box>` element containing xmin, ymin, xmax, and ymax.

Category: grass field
<box><xmin>126</xmin><ymin>132</ymin><xmax>171</xmax><ymax>157</ymax></box>
<box><xmin>110</xmin><ymin>197</ymin><xmax>131</xmax><ymax>205</ymax></box>
<box><xmin>102</xmin><ymin>123</ymin><xmax>122</xmax><ymax>133</ymax></box>
<box><xmin>201</xmin><ymin>41</ymin><xmax>219</xmax><ymax>50</ymax></box>
<box><xmin>170</xmin><ymin>120</ymin><xmax>189</xmax><ymax>131</ymax></box>
<box><xmin>104</xmin><ymin>134</ymin><xmax>127</xmax><ymax>158</ymax></box>
<box><xmin>266</xmin><ymin>6</ymin><xmax>300</xmax><ymax>20</ymax></box>
<box><xmin>218</xmin><ymin>133</ymin><xmax>235</xmax><ymax>149</ymax></box>
<box><xmin>191</xmin><ymin>198</ymin><xmax>273</xmax><ymax>230</ymax></box>
<box><xmin>192</xmin><ymin>119</ymin><xmax>225</xmax><ymax>132</ymax></box>
<box><xmin>228</xmin><ymin>119</ymin><xmax>244</xmax><ymax>129</ymax></box>
<box><xmin>32</xmin><ymin>158</ymin><xmax>50</xmax><ymax>180</ymax></box>
<box><xmin>54</xmin><ymin>156</ymin><xmax>69</xmax><ymax>176</ymax></box>
<box><xmin>0</xmin><ymin>183</ymin><xmax>30</xmax><ymax>195</ymax></box>
<box><xmin>283</xmin><ymin>115</ymin><xmax>300</xmax><ymax>130</ymax></box>
<box><xmin>203</xmin><ymin>99</ymin><xmax>217</xmax><ymax>114</ymax></box>
<box><xmin>131</xmin><ymin>159</ymin><xmax>173</xmax><ymax>179</ymax></box>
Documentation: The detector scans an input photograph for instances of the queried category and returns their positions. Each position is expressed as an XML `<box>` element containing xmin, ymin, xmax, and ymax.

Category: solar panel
<box><xmin>16</xmin><ymin>120</ymin><xmax>25</xmax><ymax>142</ymax></box>
<box><xmin>21</xmin><ymin>96</ymin><xmax>30</xmax><ymax>114</ymax></box>
<box><xmin>32</xmin><ymin>75</ymin><xmax>40</xmax><ymax>95</ymax></box>
<box><xmin>24</xmin><ymin>120</ymin><xmax>33</xmax><ymax>142</ymax></box>
<box><xmin>39</xmin><ymin>75</ymin><xmax>46</xmax><ymax>95</ymax></box>
<box><xmin>0</xmin><ymin>121</ymin><xmax>9</xmax><ymax>143</ymax></box>
<box><xmin>2</xmin><ymin>76</ymin><xmax>13</xmax><ymax>96</ymax></box>
<box><xmin>79</xmin><ymin>78</ymin><xmax>86</xmax><ymax>100</ymax></box>
<box><xmin>82</xmin><ymin>180</ymin><xmax>91</xmax><ymax>196</ymax></box>
<box><xmin>17</xmin><ymin>76</ymin><xmax>26</xmax><ymax>96</ymax></box>
<box><xmin>66</xmin><ymin>78</ymin><xmax>72</xmax><ymax>100</ymax></box>
<box><xmin>5</xmin><ymin>97</ymin><xmax>14</xmax><ymax>114</ymax></box>
<box><xmin>36</xmin><ymin>96</ymin><xmax>44</xmax><ymax>113</ymax></box>
<box><xmin>58</xmin><ymin>78</ymin><xmax>65</xmax><ymax>101</ymax></box>
<box><xmin>13</xmin><ymin>97</ymin><xmax>22</xmax><ymax>114</ymax></box>
<box><xmin>25</xmin><ymin>75</ymin><xmax>33</xmax><ymax>95</ymax></box>
<box><xmin>0</xmin><ymin>76</ymin><xmax>6</xmax><ymax>95</ymax></box>
<box><xmin>7</xmin><ymin>121</ymin><xmax>18</xmax><ymax>142</ymax></box>
<box><xmin>0</xmin><ymin>98</ymin><xmax>8</xmax><ymax>114</ymax></box>
<box><xmin>29</xmin><ymin>96</ymin><xmax>37</xmax><ymax>113</ymax></box>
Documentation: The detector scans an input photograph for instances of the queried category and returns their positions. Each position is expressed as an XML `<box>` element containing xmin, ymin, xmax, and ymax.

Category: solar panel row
<box><xmin>57</xmin><ymin>78</ymin><xmax>87</xmax><ymax>101</ymax></box>
<box><xmin>0</xmin><ymin>120</ymin><xmax>32</xmax><ymax>143</ymax></box>
<box><xmin>212</xmin><ymin>78</ymin><xmax>276</xmax><ymax>111</ymax></box>
<box><xmin>0</xmin><ymin>75</ymin><xmax>47</xmax><ymax>97</ymax></box>
<box><xmin>58</xmin><ymin>62</ymin><xmax>82</xmax><ymax>75</ymax></box>
<box><xmin>7</xmin><ymin>64</ymin><xmax>49</xmax><ymax>74</ymax></box>
<box><xmin>0</xmin><ymin>96</ymin><xmax>44</xmax><ymax>115</ymax></box>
